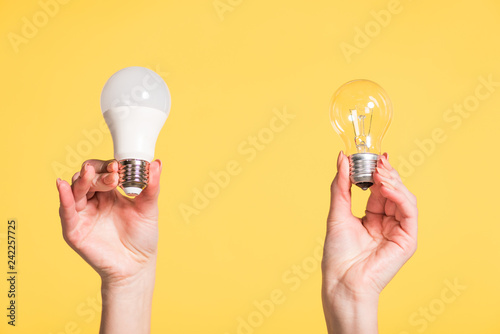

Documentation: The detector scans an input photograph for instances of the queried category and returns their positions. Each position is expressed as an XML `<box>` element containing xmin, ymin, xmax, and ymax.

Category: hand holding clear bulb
<box><xmin>322</xmin><ymin>151</ymin><xmax>418</xmax><ymax>333</ymax></box>
<box><xmin>322</xmin><ymin>80</ymin><xmax>418</xmax><ymax>334</ymax></box>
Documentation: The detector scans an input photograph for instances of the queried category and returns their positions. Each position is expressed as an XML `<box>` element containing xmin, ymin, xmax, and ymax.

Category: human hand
<box><xmin>321</xmin><ymin>151</ymin><xmax>418</xmax><ymax>333</ymax></box>
<box><xmin>56</xmin><ymin>159</ymin><xmax>162</xmax><ymax>286</ymax></box>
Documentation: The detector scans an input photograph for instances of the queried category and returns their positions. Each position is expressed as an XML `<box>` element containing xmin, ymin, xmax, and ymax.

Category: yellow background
<box><xmin>1</xmin><ymin>0</ymin><xmax>499</xmax><ymax>333</ymax></box>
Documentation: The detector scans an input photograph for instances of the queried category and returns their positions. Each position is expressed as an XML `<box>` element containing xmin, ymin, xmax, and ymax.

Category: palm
<box><xmin>325</xmin><ymin>191</ymin><xmax>412</xmax><ymax>295</ymax></box>
<box><xmin>67</xmin><ymin>190</ymin><xmax>159</xmax><ymax>281</ymax></box>
<box><xmin>323</xmin><ymin>153</ymin><xmax>417</xmax><ymax>296</ymax></box>
<box><xmin>57</xmin><ymin>160</ymin><xmax>162</xmax><ymax>283</ymax></box>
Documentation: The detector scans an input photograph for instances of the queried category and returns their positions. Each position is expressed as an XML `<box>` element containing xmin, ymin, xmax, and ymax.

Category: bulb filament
<box><xmin>350</xmin><ymin>107</ymin><xmax>373</xmax><ymax>153</ymax></box>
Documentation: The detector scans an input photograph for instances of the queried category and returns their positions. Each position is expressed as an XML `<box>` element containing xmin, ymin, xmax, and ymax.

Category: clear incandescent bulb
<box><xmin>329</xmin><ymin>79</ymin><xmax>393</xmax><ymax>190</ymax></box>
<box><xmin>101</xmin><ymin>66</ymin><xmax>171</xmax><ymax>196</ymax></box>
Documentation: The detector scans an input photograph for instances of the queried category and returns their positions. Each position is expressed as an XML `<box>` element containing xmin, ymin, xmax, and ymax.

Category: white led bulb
<box><xmin>100</xmin><ymin>66</ymin><xmax>171</xmax><ymax>196</ymax></box>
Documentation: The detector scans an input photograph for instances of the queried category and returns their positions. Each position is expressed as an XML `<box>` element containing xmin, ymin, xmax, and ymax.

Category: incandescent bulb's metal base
<box><xmin>118</xmin><ymin>159</ymin><xmax>150</xmax><ymax>196</ymax></box>
<box><xmin>349</xmin><ymin>153</ymin><xmax>379</xmax><ymax>190</ymax></box>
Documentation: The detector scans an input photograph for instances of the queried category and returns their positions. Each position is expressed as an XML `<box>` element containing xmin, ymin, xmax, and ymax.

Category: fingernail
<box><xmin>56</xmin><ymin>178</ymin><xmax>61</xmax><ymax>187</ymax></box>
<box><xmin>336</xmin><ymin>151</ymin><xmax>342</xmax><ymax>170</ymax></box>
<box><xmin>381</xmin><ymin>181</ymin><xmax>395</xmax><ymax>190</ymax></box>
<box><xmin>157</xmin><ymin>159</ymin><xmax>162</xmax><ymax>170</ymax></box>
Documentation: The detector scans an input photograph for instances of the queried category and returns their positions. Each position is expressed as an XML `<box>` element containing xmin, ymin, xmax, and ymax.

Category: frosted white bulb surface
<box><xmin>100</xmin><ymin>66</ymin><xmax>171</xmax><ymax>196</ymax></box>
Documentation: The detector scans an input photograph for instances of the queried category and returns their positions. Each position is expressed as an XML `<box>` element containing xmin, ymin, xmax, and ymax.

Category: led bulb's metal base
<box><xmin>118</xmin><ymin>159</ymin><xmax>150</xmax><ymax>197</ymax></box>
<box><xmin>349</xmin><ymin>153</ymin><xmax>379</xmax><ymax>190</ymax></box>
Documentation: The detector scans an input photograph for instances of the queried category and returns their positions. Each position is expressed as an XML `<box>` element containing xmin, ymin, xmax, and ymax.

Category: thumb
<box><xmin>327</xmin><ymin>151</ymin><xmax>353</xmax><ymax>223</ymax></box>
<box><xmin>136</xmin><ymin>159</ymin><xmax>162</xmax><ymax>207</ymax></box>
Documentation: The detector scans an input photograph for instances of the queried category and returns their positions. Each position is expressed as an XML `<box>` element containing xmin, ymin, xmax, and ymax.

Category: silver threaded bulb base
<box><xmin>349</xmin><ymin>153</ymin><xmax>379</xmax><ymax>190</ymax></box>
<box><xmin>118</xmin><ymin>159</ymin><xmax>150</xmax><ymax>197</ymax></box>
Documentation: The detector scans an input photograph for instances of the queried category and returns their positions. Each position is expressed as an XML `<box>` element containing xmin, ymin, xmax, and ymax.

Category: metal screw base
<box><xmin>118</xmin><ymin>159</ymin><xmax>150</xmax><ymax>197</ymax></box>
<box><xmin>349</xmin><ymin>153</ymin><xmax>379</xmax><ymax>190</ymax></box>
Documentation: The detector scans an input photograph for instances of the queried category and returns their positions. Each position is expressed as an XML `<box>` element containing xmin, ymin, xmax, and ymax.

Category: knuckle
<box><xmin>81</xmin><ymin>160</ymin><xmax>92</xmax><ymax>168</ymax></box>
<box><xmin>391</xmin><ymin>168</ymin><xmax>400</xmax><ymax>177</ymax></box>
<box><xmin>411</xmin><ymin>240</ymin><xmax>418</xmax><ymax>254</ymax></box>
<box><xmin>62</xmin><ymin>230</ymin><xmax>76</xmax><ymax>247</ymax></box>
<box><xmin>91</xmin><ymin>175</ymin><xmax>100</xmax><ymax>188</ymax></box>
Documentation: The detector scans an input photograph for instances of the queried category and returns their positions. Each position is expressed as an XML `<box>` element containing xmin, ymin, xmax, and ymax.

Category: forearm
<box><xmin>322</xmin><ymin>282</ymin><xmax>379</xmax><ymax>334</ymax></box>
<box><xmin>99</xmin><ymin>261</ymin><xmax>157</xmax><ymax>334</ymax></box>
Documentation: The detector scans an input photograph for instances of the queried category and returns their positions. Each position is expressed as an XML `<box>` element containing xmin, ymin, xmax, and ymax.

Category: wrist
<box><xmin>99</xmin><ymin>258</ymin><xmax>157</xmax><ymax>334</ymax></box>
<box><xmin>101</xmin><ymin>255</ymin><xmax>157</xmax><ymax>290</ymax></box>
<box><xmin>322</xmin><ymin>281</ymin><xmax>379</xmax><ymax>334</ymax></box>
<box><xmin>101</xmin><ymin>257</ymin><xmax>157</xmax><ymax>310</ymax></box>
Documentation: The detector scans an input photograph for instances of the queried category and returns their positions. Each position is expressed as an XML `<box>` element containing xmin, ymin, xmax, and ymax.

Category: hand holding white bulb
<box><xmin>56</xmin><ymin>66</ymin><xmax>169</xmax><ymax>334</ymax></box>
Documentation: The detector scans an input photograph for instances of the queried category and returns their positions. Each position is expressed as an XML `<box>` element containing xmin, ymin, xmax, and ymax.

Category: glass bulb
<box><xmin>329</xmin><ymin>79</ymin><xmax>393</xmax><ymax>190</ymax></box>
<box><xmin>100</xmin><ymin>67</ymin><xmax>171</xmax><ymax>196</ymax></box>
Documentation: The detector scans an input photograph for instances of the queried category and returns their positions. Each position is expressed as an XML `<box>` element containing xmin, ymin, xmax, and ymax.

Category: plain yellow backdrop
<box><xmin>1</xmin><ymin>0</ymin><xmax>499</xmax><ymax>333</ymax></box>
